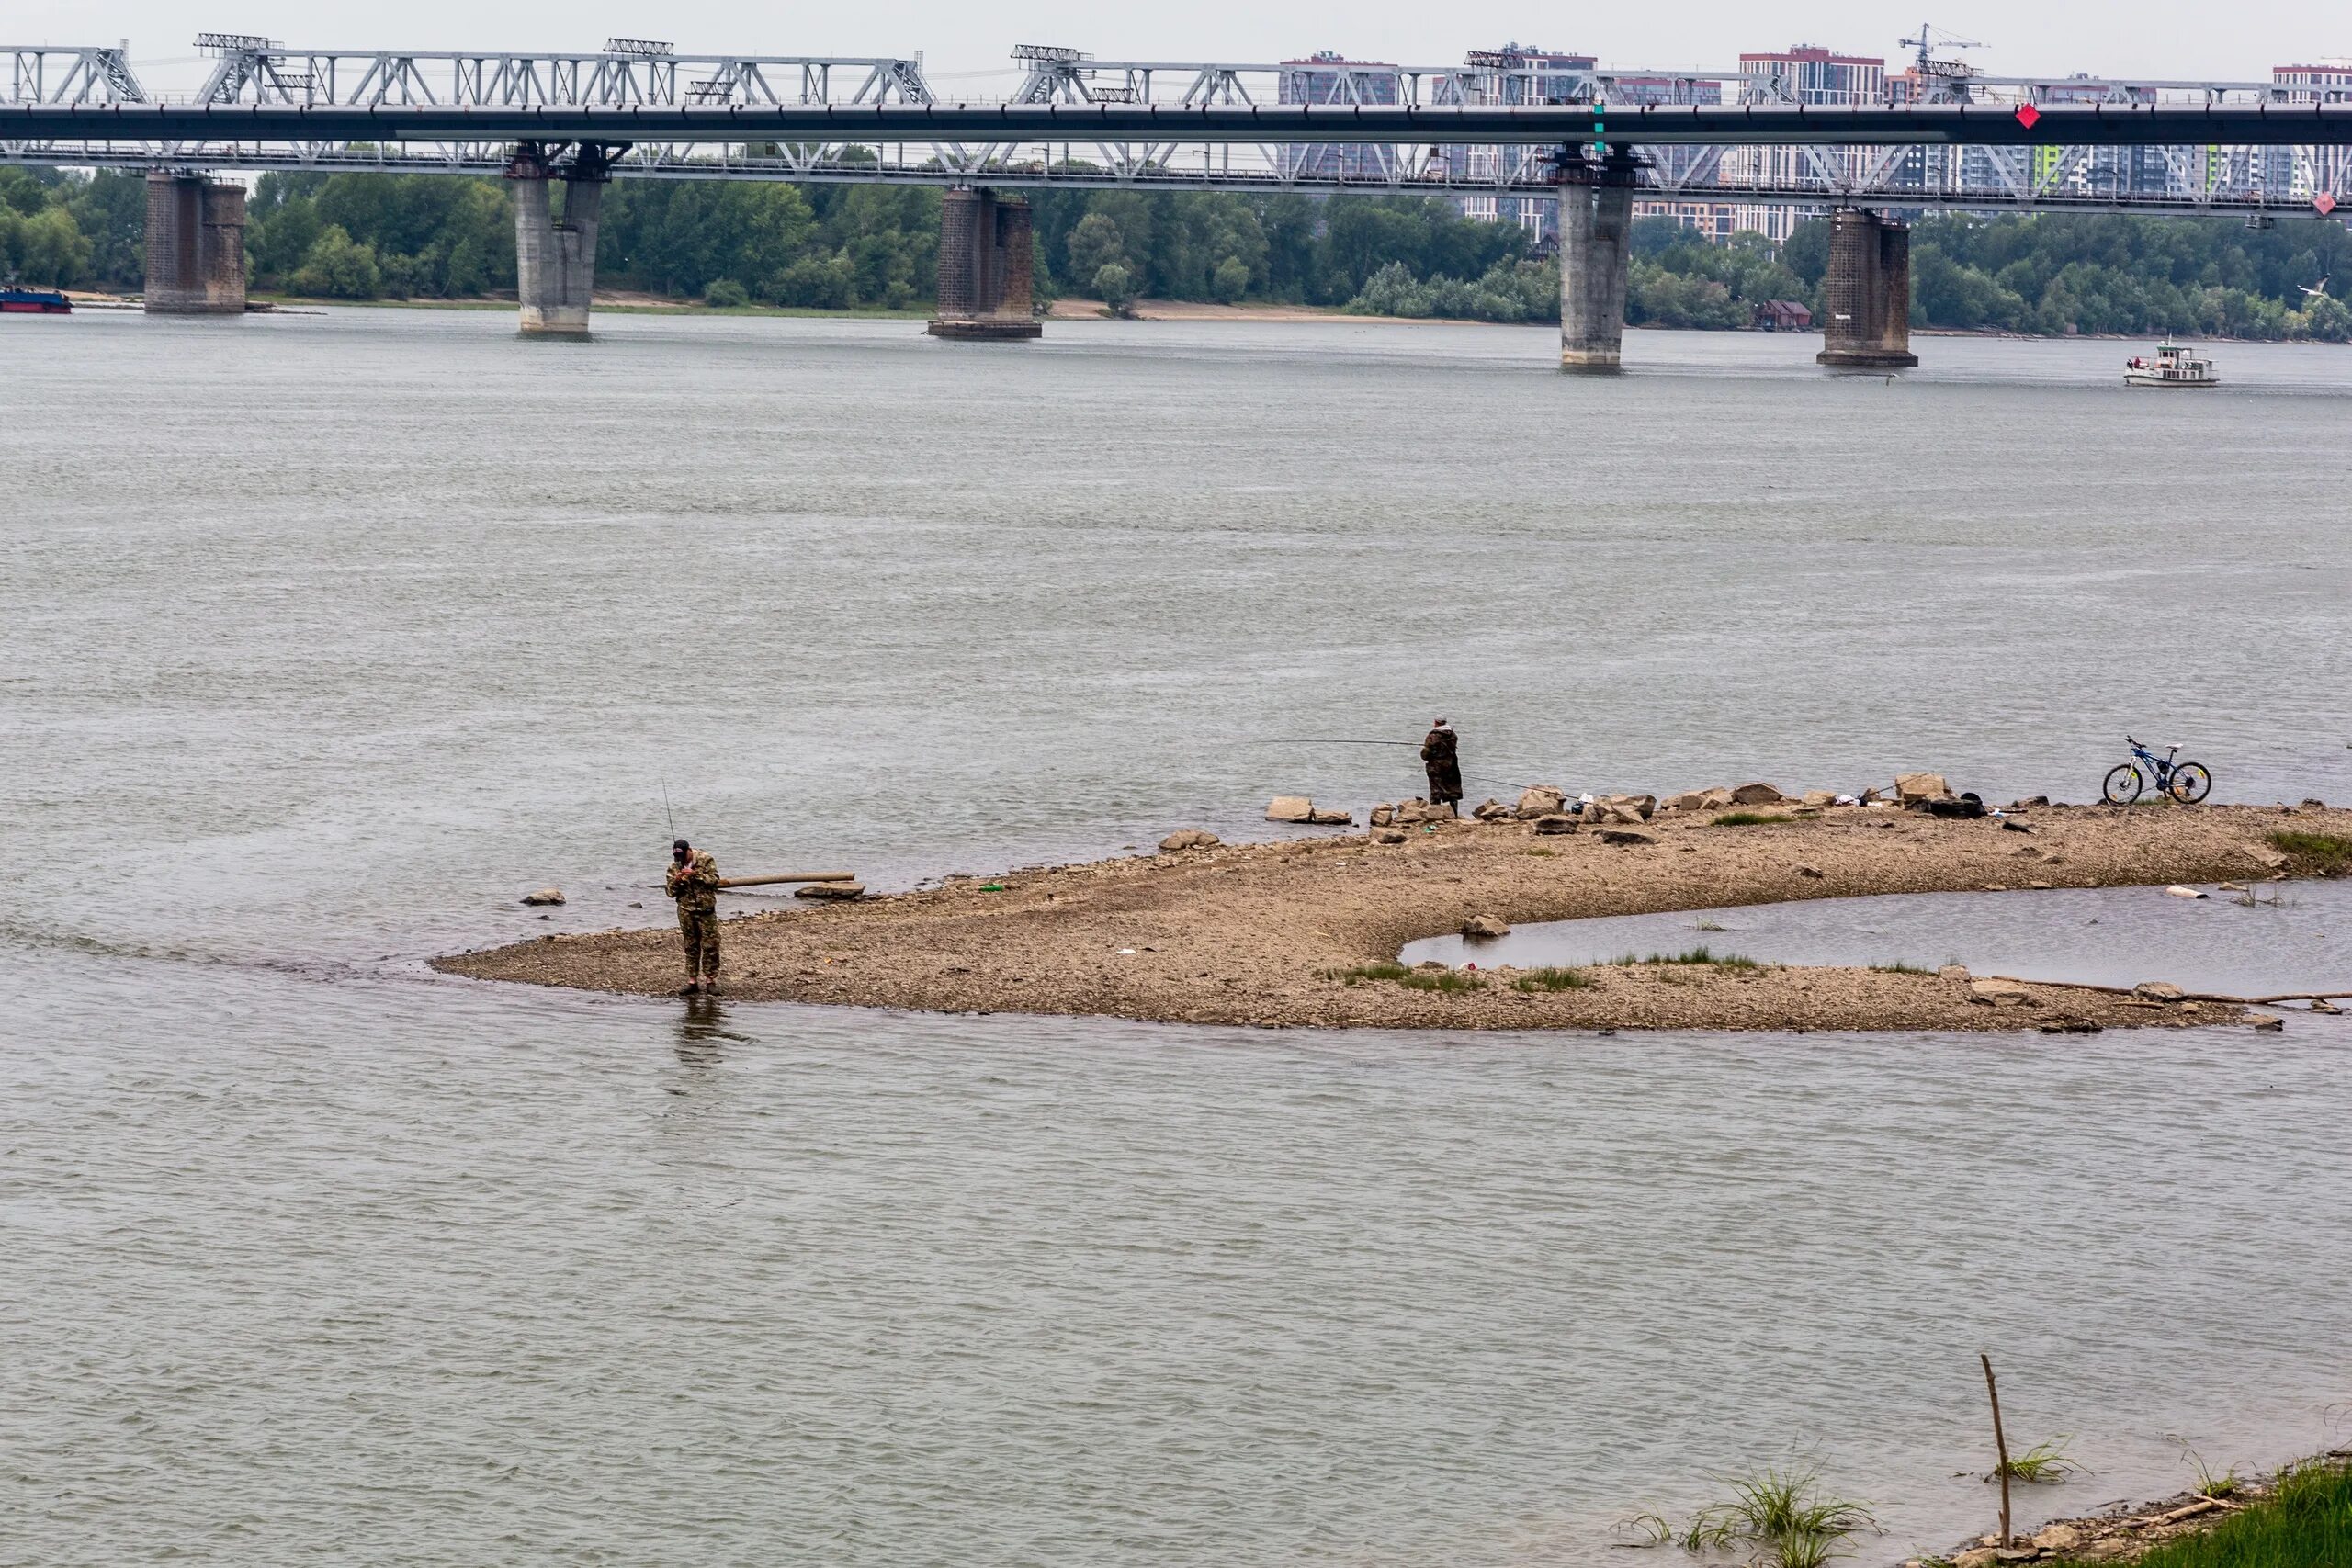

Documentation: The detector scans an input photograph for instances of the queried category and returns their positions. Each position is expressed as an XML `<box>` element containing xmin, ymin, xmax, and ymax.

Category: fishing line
<box><xmin>1248</xmin><ymin>739</ymin><xmax>1556</xmax><ymax>795</ymax></box>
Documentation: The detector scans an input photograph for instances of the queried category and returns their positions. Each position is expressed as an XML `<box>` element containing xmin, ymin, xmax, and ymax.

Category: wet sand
<box><xmin>435</xmin><ymin>802</ymin><xmax>2346</xmax><ymax>1031</ymax></box>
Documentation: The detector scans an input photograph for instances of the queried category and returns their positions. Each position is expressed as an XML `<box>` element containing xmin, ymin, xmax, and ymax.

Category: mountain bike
<box><xmin>2103</xmin><ymin>737</ymin><xmax>2212</xmax><ymax>805</ymax></box>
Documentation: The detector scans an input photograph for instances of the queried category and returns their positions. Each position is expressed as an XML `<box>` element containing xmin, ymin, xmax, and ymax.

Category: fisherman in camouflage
<box><xmin>1420</xmin><ymin>717</ymin><xmax>1464</xmax><ymax>817</ymax></box>
<box><xmin>664</xmin><ymin>838</ymin><xmax>722</xmax><ymax>994</ymax></box>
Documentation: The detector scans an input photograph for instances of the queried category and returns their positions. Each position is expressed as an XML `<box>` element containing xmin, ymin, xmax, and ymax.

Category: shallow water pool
<box><xmin>1404</xmin><ymin>880</ymin><xmax>2352</xmax><ymax>1005</ymax></box>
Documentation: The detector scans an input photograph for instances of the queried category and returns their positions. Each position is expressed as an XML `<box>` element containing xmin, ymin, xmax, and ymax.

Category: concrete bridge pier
<box><xmin>1817</xmin><ymin>209</ymin><xmax>1918</xmax><ymax>368</ymax></box>
<box><xmin>1557</xmin><ymin>151</ymin><xmax>1638</xmax><ymax>372</ymax></box>
<box><xmin>508</xmin><ymin>142</ymin><xmax>613</xmax><ymax>339</ymax></box>
<box><xmin>142</xmin><ymin>172</ymin><xmax>247</xmax><ymax>314</ymax></box>
<box><xmin>929</xmin><ymin>186</ymin><xmax>1042</xmax><ymax>340</ymax></box>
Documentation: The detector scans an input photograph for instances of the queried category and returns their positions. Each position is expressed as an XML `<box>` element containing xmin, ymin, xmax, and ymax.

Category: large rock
<box><xmin>1158</xmin><ymin>829</ymin><xmax>1219</xmax><ymax>852</ymax></box>
<box><xmin>1471</xmin><ymin>797</ymin><xmax>1509</xmax><ymax>822</ymax></box>
<box><xmin>1663</xmin><ymin>788</ymin><xmax>1729</xmax><ymax>813</ymax></box>
<box><xmin>1514</xmin><ymin>785</ymin><xmax>1566</xmax><ymax>820</ymax></box>
<box><xmin>521</xmin><ymin>887</ymin><xmax>566</xmax><ymax>906</ymax></box>
<box><xmin>1306</xmin><ymin>807</ymin><xmax>1354</xmax><ymax>826</ymax></box>
<box><xmin>1532</xmin><ymin>815</ymin><xmax>1578</xmax><ymax>837</ymax></box>
<box><xmin>1969</xmin><ymin>978</ymin><xmax>2032</xmax><ymax>1006</ymax></box>
<box><xmin>1368</xmin><ymin>805</ymin><xmax>1395</xmax><ymax>828</ymax></box>
<box><xmin>1372</xmin><ymin>828</ymin><xmax>1408</xmax><ymax>846</ymax></box>
<box><xmin>2132</xmin><ymin>981</ymin><xmax>2186</xmax><ymax>1002</ymax></box>
<box><xmin>1801</xmin><ymin>790</ymin><xmax>1837</xmax><ymax>807</ymax></box>
<box><xmin>1265</xmin><ymin>795</ymin><xmax>1315</xmax><ymax>823</ymax></box>
<box><xmin>1462</xmin><ymin>914</ymin><xmax>1510</xmax><ymax>940</ymax></box>
<box><xmin>1598</xmin><ymin>829</ymin><xmax>1657</xmax><ymax>847</ymax></box>
<box><xmin>1729</xmin><ymin>783</ymin><xmax>1783</xmax><ymax>806</ymax></box>
<box><xmin>1894</xmin><ymin>771</ymin><xmax>1951</xmax><ymax>804</ymax></box>
<box><xmin>796</xmin><ymin>882</ymin><xmax>865</xmax><ymax>900</ymax></box>
<box><xmin>1593</xmin><ymin>793</ymin><xmax>1657</xmax><ymax>823</ymax></box>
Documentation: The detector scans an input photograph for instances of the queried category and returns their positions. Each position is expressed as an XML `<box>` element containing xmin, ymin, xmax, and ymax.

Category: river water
<box><xmin>4</xmin><ymin>309</ymin><xmax>2350</xmax><ymax>1565</ymax></box>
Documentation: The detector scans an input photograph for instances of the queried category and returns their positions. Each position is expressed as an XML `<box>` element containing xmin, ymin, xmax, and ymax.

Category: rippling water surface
<box><xmin>4</xmin><ymin>309</ymin><xmax>2350</xmax><ymax>1564</ymax></box>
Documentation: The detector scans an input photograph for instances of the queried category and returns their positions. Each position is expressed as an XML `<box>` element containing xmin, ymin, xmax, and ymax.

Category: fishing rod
<box><xmin>1250</xmin><ymin>739</ymin><xmax>1555</xmax><ymax>796</ymax></box>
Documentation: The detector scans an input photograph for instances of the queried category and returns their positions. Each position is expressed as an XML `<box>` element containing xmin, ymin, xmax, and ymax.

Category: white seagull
<box><xmin>2300</xmin><ymin>275</ymin><xmax>2332</xmax><ymax>299</ymax></box>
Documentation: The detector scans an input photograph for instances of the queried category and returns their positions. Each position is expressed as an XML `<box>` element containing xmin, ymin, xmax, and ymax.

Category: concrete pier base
<box><xmin>509</xmin><ymin>144</ymin><xmax>606</xmax><ymax>339</ymax></box>
<box><xmin>929</xmin><ymin>187</ymin><xmax>1042</xmax><ymax>341</ymax></box>
<box><xmin>1558</xmin><ymin>156</ymin><xmax>1635</xmax><ymax>372</ymax></box>
<box><xmin>1817</xmin><ymin>209</ymin><xmax>1918</xmax><ymax>368</ymax></box>
<box><xmin>142</xmin><ymin>172</ymin><xmax>247</xmax><ymax>315</ymax></box>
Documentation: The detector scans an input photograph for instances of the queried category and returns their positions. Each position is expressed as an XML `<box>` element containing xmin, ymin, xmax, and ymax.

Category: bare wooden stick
<box><xmin>717</xmin><ymin>873</ymin><xmax>856</xmax><ymax>888</ymax></box>
<box><xmin>1983</xmin><ymin>1352</ymin><xmax>2013</xmax><ymax>1548</ymax></box>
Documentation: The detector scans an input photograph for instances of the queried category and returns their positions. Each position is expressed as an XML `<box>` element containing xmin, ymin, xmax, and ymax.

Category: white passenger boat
<box><xmin>2124</xmin><ymin>341</ymin><xmax>2218</xmax><ymax>387</ymax></box>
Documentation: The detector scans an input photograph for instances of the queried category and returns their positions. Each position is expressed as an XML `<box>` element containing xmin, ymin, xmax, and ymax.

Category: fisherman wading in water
<box><xmin>1421</xmin><ymin>717</ymin><xmax>1464</xmax><ymax>818</ymax></box>
<box><xmin>664</xmin><ymin>838</ymin><xmax>722</xmax><ymax>995</ymax></box>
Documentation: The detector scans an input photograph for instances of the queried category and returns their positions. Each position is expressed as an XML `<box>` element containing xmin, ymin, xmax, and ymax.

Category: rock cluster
<box><xmin>1915</xmin><ymin>1478</ymin><xmax>2297</xmax><ymax>1568</ymax></box>
<box><xmin>1370</xmin><ymin>798</ymin><xmax>1459</xmax><ymax>827</ymax></box>
<box><xmin>521</xmin><ymin>887</ymin><xmax>566</xmax><ymax>906</ymax></box>
<box><xmin>1266</xmin><ymin>796</ymin><xmax>1353</xmax><ymax>826</ymax></box>
<box><xmin>1158</xmin><ymin>829</ymin><xmax>1220</xmax><ymax>852</ymax></box>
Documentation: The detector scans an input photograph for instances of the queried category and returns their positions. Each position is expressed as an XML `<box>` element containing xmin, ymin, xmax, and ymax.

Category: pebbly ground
<box><xmin>433</xmin><ymin>801</ymin><xmax>2349</xmax><ymax>1032</ymax></box>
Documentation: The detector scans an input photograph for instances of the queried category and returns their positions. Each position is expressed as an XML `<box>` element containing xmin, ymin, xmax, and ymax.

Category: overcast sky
<box><xmin>17</xmin><ymin>1</ymin><xmax>2347</xmax><ymax>91</ymax></box>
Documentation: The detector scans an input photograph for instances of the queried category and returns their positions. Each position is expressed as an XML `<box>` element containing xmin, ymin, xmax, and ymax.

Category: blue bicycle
<box><xmin>2103</xmin><ymin>736</ymin><xmax>2212</xmax><ymax>805</ymax></box>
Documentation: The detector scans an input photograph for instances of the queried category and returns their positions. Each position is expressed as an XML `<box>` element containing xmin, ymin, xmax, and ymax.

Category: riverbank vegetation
<box><xmin>7</xmin><ymin>163</ymin><xmax>2348</xmax><ymax>340</ymax></box>
<box><xmin>2125</xmin><ymin>1457</ymin><xmax>2352</xmax><ymax>1568</ymax></box>
<box><xmin>1629</xmin><ymin>1465</ymin><xmax>1878</xmax><ymax>1568</ymax></box>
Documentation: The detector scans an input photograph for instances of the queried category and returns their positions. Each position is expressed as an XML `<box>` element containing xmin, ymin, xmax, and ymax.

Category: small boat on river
<box><xmin>0</xmin><ymin>285</ymin><xmax>72</xmax><ymax>314</ymax></box>
<box><xmin>2124</xmin><ymin>341</ymin><xmax>2217</xmax><ymax>388</ymax></box>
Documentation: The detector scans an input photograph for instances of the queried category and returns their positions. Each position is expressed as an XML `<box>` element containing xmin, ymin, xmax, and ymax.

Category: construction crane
<box><xmin>1901</xmin><ymin>22</ymin><xmax>1984</xmax><ymax>78</ymax></box>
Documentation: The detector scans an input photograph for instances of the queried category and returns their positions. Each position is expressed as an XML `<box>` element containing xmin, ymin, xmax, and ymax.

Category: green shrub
<box><xmin>2128</xmin><ymin>1459</ymin><xmax>2352</xmax><ymax>1568</ymax></box>
<box><xmin>704</xmin><ymin>278</ymin><xmax>751</xmax><ymax>308</ymax></box>
<box><xmin>2268</xmin><ymin>830</ymin><xmax>2352</xmax><ymax>875</ymax></box>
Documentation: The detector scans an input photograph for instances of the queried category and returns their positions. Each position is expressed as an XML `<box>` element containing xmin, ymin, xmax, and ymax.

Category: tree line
<box><xmin>5</xmin><ymin>163</ymin><xmax>2347</xmax><ymax>340</ymax></box>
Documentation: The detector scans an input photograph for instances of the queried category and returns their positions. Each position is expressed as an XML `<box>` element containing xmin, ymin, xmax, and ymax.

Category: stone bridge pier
<box><xmin>929</xmin><ymin>186</ymin><xmax>1041</xmax><ymax>340</ymax></box>
<box><xmin>507</xmin><ymin>142</ymin><xmax>617</xmax><ymax>339</ymax></box>
<box><xmin>1557</xmin><ymin>149</ymin><xmax>1638</xmax><ymax>372</ymax></box>
<box><xmin>143</xmin><ymin>172</ymin><xmax>247</xmax><ymax>314</ymax></box>
<box><xmin>1817</xmin><ymin>209</ymin><xmax>1918</xmax><ymax>368</ymax></box>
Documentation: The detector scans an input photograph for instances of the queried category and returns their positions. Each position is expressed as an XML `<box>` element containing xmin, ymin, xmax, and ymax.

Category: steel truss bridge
<box><xmin>6</xmin><ymin>38</ymin><xmax>2351</xmax><ymax>218</ymax></box>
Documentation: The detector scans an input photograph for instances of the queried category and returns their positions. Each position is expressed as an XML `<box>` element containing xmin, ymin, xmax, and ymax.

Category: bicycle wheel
<box><xmin>2167</xmin><ymin>762</ymin><xmax>2213</xmax><ymax>804</ymax></box>
<box><xmin>2103</xmin><ymin>764</ymin><xmax>2144</xmax><ymax>805</ymax></box>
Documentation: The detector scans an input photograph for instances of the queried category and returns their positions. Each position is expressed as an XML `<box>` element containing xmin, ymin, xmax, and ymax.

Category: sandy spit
<box><xmin>433</xmin><ymin>803</ymin><xmax>2346</xmax><ymax>1032</ymax></box>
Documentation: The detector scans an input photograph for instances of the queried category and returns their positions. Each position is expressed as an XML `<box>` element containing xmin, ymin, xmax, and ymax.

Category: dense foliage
<box><xmin>5</xmin><ymin>161</ymin><xmax>2347</xmax><ymax>341</ymax></box>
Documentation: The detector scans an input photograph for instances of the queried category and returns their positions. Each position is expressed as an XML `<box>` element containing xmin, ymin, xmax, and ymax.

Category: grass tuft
<box><xmin>1713</xmin><ymin>810</ymin><xmax>1788</xmax><ymax>827</ymax></box>
<box><xmin>2178</xmin><ymin>1441</ymin><xmax>2251</xmax><ymax>1500</ymax></box>
<box><xmin>2267</xmin><ymin>829</ymin><xmax>2352</xmax><ymax>875</ymax></box>
<box><xmin>2132</xmin><ymin>1457</ymin><xmax>2352</xmax><ymax>1568</ymax></box>
<box><xmin>1511</xmin><ymin>966</ymin><xmax>1594</xmax><ymax>992</ymax></box>
<box><xmin>1634</xmin><ymin>1465</ymin><xmax>1877</xmax><ymax>1566</ymax></box>
<box><xmin>1871</xmin><ymin>960</ymin><xmax>1936</xmax><ymax>976</ymax></box>
<box><xmin>1693</xmin><ymin>918</ymin><xmax>1730</xmax><ymax>932</ymax></box>
<box><xmin>1318</xmin><ymin>963</ymin><xmax>1486</xmax><ymax>993</ymax></box>
<box><xmin>1611</xmin><ymin>945</ymin><xmax>1763</xmax><ymax>971</ymax></box>
<box><xmin>1986</xmin><ymin>1436</ymin><xmax>2086</xmax><ymax>1484</ymax></box>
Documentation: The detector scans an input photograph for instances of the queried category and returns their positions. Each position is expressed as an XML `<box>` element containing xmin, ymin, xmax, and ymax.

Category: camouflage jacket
<box><xmin>665</xmin><ymin>850</ymin><xmax>720</xmax><ymax>914</ymax></box>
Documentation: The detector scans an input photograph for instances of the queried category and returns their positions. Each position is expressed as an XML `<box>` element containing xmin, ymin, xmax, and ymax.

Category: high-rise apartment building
<box><xmin>2272</xmin><ymin>62</ymin><xmax>2352</xmax><ymax>200</ymax></box>
<box><xmin>1450</xmin><ymin>45</ymin><xmax>1597</xmax><ymax>235</ymax></box>
<box><xmin>1725</xmin><ymin>46</ymin><xmax>1887</xmax><ymax>241</ymax></box>
<box><xmin>1278</xmin><ymin>51</ymin><xmax>1402</xmax><ymax>181</ymax></box>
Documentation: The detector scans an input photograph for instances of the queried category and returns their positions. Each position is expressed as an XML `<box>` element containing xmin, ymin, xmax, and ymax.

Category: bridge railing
<box><xmin>5</xmin><ymin>39</ymin><xmax>2349</xmax><ymax>217</ymax></box>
